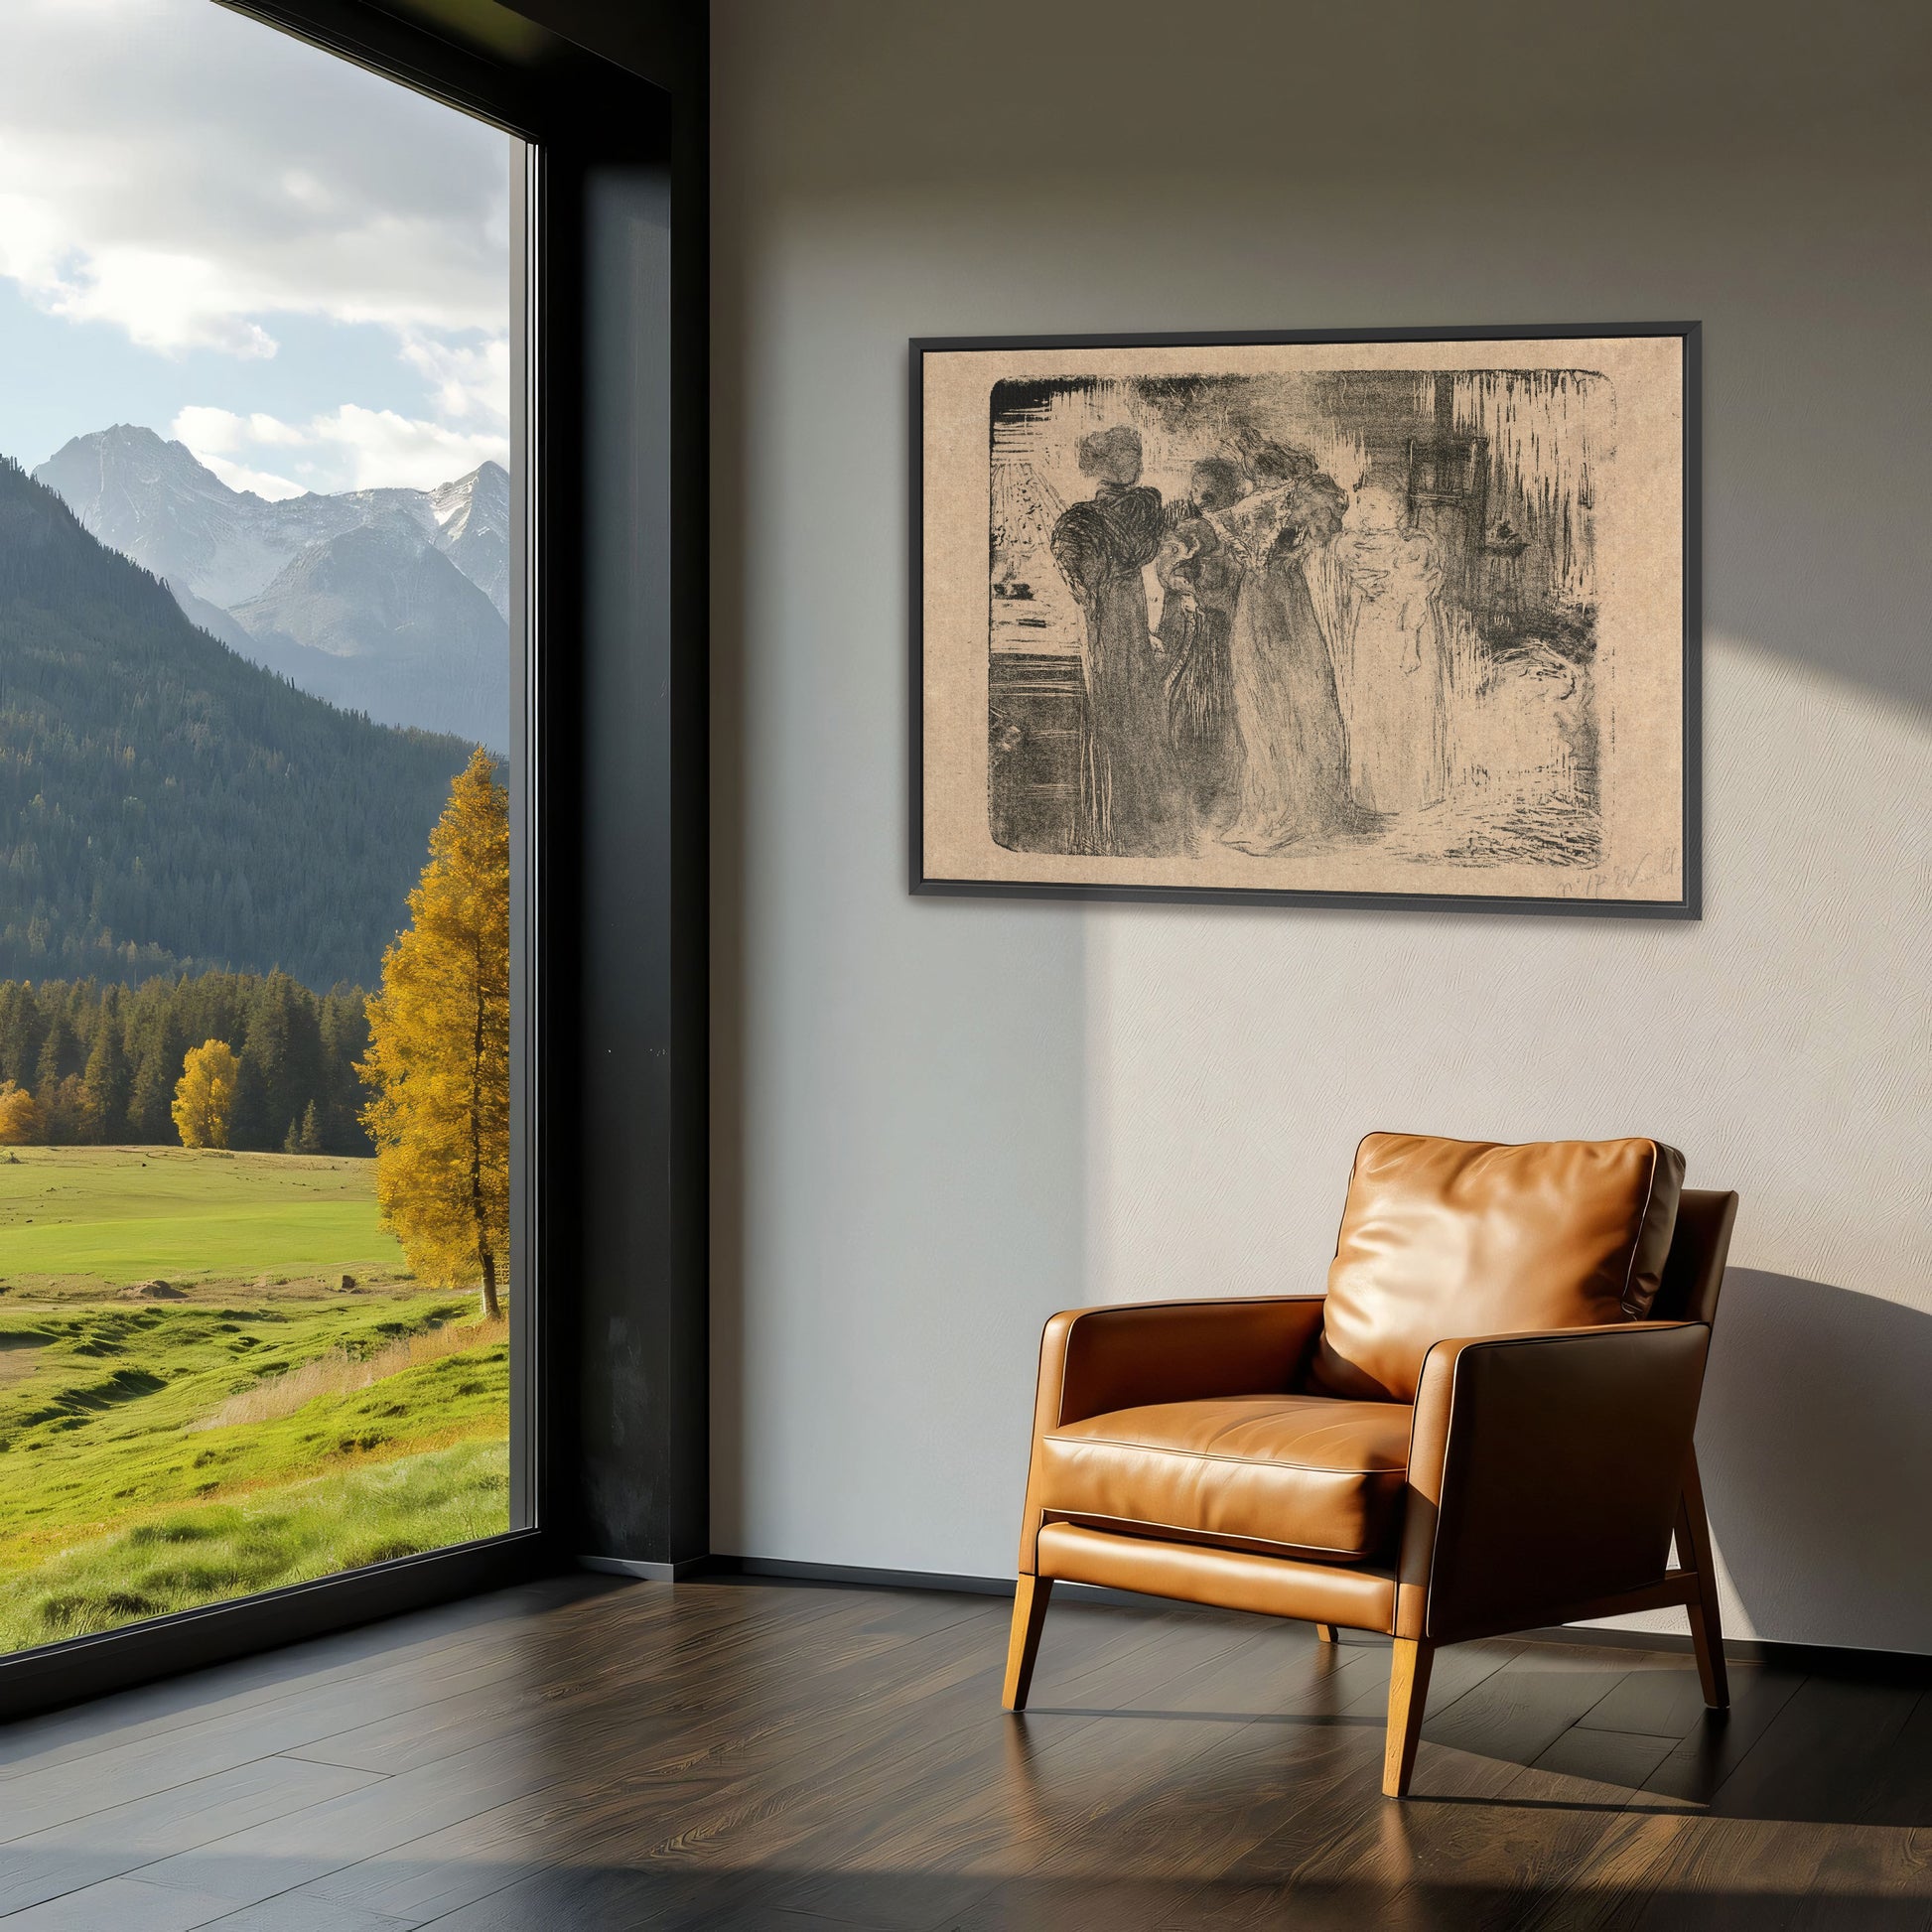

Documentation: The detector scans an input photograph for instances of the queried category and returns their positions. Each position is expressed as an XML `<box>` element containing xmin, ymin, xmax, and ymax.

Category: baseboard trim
<box><xmin>1515</xmin><ymin>1622</ymin><xmax>1932</xmax><ymax>1680</ymax></box>
<box><xmin>0</xmin><ymin>1528</ymin><xmax>553</xmax><ymax>1724</ymax></box>
<box><xmin>578</xmin><ymin>1554</ymin><xmax>710</xmax><ymax>1583</ymax></box>
<box><xmin>698</xmin><ymin>1552</ymin><xmax>1149</xmax><ymax>1610</ymax></box>
<box><xmin>688</xmin><ymin>1554</ymin><xmax>1932</xmax><ymax>1678</ymax></box>
<box><xmin>698</xmin><ymin>1554</ymin><xmax>1016</xmax><ymax>1596</ymax></box>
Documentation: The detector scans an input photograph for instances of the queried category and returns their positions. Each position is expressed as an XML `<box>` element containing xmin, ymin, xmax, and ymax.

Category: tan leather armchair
<box><xmin>1003</xmin><ymin>1134</ymin><xmax>1737</xmax><ymax>1798</ymax></box>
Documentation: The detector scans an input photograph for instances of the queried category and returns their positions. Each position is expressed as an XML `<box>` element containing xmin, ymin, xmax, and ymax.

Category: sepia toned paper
<box><xmin>917</xmin><ymin>333</ymin><xmax>1689</xmax><ymax>909</ymax></box>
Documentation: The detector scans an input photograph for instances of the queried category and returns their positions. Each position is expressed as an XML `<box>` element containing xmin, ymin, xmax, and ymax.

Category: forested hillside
<box><xmin>0</xmin><ymin>971</ymin><xmax>370</xmax><ymax>1154</ymax></box>
<box><xmin>0</xmin><ymin>457</ymin><xmax>477</xmax><ymax>987</ymax></box>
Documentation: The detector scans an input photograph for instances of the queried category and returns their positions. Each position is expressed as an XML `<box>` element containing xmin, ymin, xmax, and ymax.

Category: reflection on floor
<box><xmin>0</xmin><ymin>1574</ymin><xmax>1927</xmax><ymax>1928</ymax></box>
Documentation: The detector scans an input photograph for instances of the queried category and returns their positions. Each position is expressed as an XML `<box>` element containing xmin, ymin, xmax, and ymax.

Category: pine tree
<box><xmin>297</xmin><ymin>1099</ymin><xmax>325</xmax><ymax>1156</ymax></box>
<box><xmin>35</xmin><ymin>1014</ymin><xmax>81</xmax><ymax>1092</ymax></box>
<box><xmin>172</xmin><ymin>1038</ymin><xmax>239</xmax><ymax>1149</ymax></box>
<box><xmin>0</xmin><ymin>982</ymin><xmax>42</xmax><ymax>1087</ymax></box>
<box><xmin>358</xmin><ymin>750</ymin><xmax>510</xmax><ymax>1318</ymax></box>
<box><xmin>320</xmin><ymin>987</ymin><xmax>372</xmax><ymax>1154</ymax></box>
<box><xmin>127</xmin><ymin>1038</ymin><xmax>181</xmax><ymax>1143</ymax></box>
<box><xmin>229</xmin><ymin>1041</ymin><xmax>271</xmax><ymax>1152</ymax></box>
<box><xmin>80</xmin><ymin>1017</ymin><xmax>130</xmax><ymax>1142</ymax></box>
<box><xmin>40</xmin><ymin>1074</ymin><xmax>85</xmax><ymax>1143</ymax></box>
<box><xmin>246</xmin><ymin>971</ymin><xmax>323</xmax><ymax>1148</ymax></box>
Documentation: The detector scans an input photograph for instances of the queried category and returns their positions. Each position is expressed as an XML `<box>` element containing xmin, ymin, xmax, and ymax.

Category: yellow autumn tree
<box><xmin>0</xmin><ymin>1079</ymin><xmax>42</xmax><ymax>1146</ymax></box>
<box><xmin>358</xmin><ymin>748</ymin><xmax>510</xmax><ymax>1318</ymax></box>
<box><xmin>172</xmin><ymin>1040</ymin><xmax>239</xmax><ymax>1149</ymax></box>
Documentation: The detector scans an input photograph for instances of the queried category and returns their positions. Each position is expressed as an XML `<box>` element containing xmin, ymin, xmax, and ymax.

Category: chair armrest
<box><xmin>1016</xmin><ymin>1298</ymin><xmax>1325</xmax><ymax>1575</ymax></box>
<box><xmin>1396</xmin><ymin>1321</ymin><xmax>1710</xmax><ymax>1641</ymax></box>
<box><xmin>1033</xmin><ymin>1297</ymin><xmax>1327</xmax><ymax>1435</ymax></box>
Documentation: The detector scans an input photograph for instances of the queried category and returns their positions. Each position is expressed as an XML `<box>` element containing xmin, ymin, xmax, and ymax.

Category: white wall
<box><xmin>711</xmin><ymin>1</ymin><xmax>1932</xmax><ymax>1651</ymax></box>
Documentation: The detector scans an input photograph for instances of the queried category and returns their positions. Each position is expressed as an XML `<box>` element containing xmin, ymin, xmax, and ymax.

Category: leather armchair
<box><xmin>1003</xmin><ymin>1135</ymin><xmax>1738</xmax><ymax>1799</ymax></box>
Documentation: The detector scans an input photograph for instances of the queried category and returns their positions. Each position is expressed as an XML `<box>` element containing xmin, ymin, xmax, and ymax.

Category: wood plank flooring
<box><xmin>1</xmin><ymin>1575</ymin><xmax>1927</xmax><ymax>1929</ymax></box>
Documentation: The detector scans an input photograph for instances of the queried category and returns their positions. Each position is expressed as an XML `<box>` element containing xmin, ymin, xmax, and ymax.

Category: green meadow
<box><xmin>0</xmin><ymin>1148</ymin><xmax>509</xmax><ymax>1651</ymax></box>
<box><xmin>0</xmin><ymin>1145</ymin><xmax>406</xmax><ymax>1288</ymax></box>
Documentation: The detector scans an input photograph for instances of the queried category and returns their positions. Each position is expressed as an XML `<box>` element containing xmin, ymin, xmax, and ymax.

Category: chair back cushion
<box><xmin>1306</xmin><ymin>1133</ymin><xmax>1686</xmax><ymax>1403</ymax></box>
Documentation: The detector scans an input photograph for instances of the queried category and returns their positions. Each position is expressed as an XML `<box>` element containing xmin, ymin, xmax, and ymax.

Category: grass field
<box><xmin>0</xmin><ymin>1148</ymin><xmax>509</xmax><ymax>1651</ymax></box>
<box><xmin>0</xmin><ymin>1145</ymin><xmax>407</xmax><ymax>1288</ymax></box>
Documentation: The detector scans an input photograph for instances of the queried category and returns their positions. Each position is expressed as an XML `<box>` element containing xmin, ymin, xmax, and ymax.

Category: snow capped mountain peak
<box><xmin>40</xmin><ymin>424</ymin><xmax>244</xmax><ymax>524</ymax></box>
<box><xmin>426</xmin><ymin>461</ymin><xmax>509</xmax><ymax>614</ymax></box>
<box><xmin>31</xmin><ymin>423</ymin><xmax>512</xmax><ymax>746</ymax></box>
<box><xmin>33</xmin><ymin>427</ymin><xmax>509</xmax><ymax>617</ymax></box>
<box><xmin>430</xmin><ymin>459</ymin><xmax>509</xmax><ymax>533</ymax></box>
<box><xmin>59</xmin><ymin>424</ymin><xmax>260</xmax><ymax>506</ymax></box>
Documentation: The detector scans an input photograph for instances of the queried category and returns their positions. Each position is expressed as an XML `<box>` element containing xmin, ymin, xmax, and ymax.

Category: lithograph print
<box><xmin>915</xmin><ymin>331</ymin><xmax>1695</xmax><ymax>912</ymax></box>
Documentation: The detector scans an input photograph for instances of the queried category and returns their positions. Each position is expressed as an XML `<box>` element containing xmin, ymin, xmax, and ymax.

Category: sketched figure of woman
<box><xmin>1334</xmin><ymin>487</ymin><xmax>1447</xmax><ymax>813</ymax></box>
<box><xmin>1050</xmin><ymin>426</ymin><xmax>1189</xmax><ymax>856</ymax></box>
<box><xmin>1156</xmin><ymin>458</ymin><xmax>1245</xmax><ymax>822</ymax></box>
<box><xmin>1214</xmin><ymin>473</ymin><xmax>1364</xmax><ymax>855</ymax></box>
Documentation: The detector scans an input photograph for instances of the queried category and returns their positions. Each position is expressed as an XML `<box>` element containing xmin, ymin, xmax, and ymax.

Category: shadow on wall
<box><xmin>1701</xmin><ymin>1270</ymin><xmax>1932</xmax><ymax>1657</ymax></box>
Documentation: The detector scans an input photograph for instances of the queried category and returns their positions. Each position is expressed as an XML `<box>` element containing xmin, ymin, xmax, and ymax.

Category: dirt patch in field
<box><xmin>0</xmin><ymin>1334</ymin><xmax>49</xmax><ymax>1388</ymax></box>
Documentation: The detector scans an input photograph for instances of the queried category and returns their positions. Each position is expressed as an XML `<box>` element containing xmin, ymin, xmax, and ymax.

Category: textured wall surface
<box><xmin>711</xmin><ymin>0</ymin><xmax>1931</xmax><ymax>1649</ymax></box>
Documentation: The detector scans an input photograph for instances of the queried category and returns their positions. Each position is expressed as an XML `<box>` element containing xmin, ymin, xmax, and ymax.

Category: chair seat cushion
<box><xmin>1035</xmin><ymin>1394</ymin><xmax>1412</xmax><ymax>1564</ymax></box>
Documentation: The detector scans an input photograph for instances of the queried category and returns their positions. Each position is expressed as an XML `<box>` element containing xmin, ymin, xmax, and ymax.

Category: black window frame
<box><xmin>0</xmin><ymin>0</ymin><xmax>709</xmax><ymax>1721</ymax></box>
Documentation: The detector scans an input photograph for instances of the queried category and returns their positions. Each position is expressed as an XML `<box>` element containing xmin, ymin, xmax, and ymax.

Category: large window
<box><xmin>0</xmin><ymin>0</ymin><xmax>527</xmax><ymax>1652</ymax></box>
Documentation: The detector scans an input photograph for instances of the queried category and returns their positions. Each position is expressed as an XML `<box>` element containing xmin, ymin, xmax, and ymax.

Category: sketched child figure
<box><xmin>1334</xmin><ymin>486</ymin><xmax>1447</xmax><ymax>814</ymax></box>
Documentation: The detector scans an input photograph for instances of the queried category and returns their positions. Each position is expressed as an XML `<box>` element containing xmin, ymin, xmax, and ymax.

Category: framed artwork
<box><xmin>910</xmin><ymin>325</ymin><xmax>1699</xmax><ymax>917</ymax></box>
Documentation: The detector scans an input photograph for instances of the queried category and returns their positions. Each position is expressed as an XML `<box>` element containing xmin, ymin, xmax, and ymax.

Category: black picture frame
<box><xmin>908</xmin><ymin>323</ymin><xmax>1701</xmax><ymax>919</ymax></box>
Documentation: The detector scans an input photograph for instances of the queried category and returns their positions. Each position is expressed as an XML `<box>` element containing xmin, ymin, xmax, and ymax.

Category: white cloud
<box><xmin>199</xmin><ymin>455</ymin><xmax>309</xmax><ymax>501</ymax></box>
<box><xmin>173</xmin><ymin>407</ymin><xmax>310</xmax><ymax>454</ymax></box>
<box><xmin>168</xmin><ymin>405</ymin><xmax>302</xmax><ymax>496</ymax></box>
<box><xmin>0</xmin><ymin>0</ymin><xmax>510</xmax><ymax>355</ymax></box>
<box><xmin>310</xmin><ymin>404</ymin><xmax>509</xmax><ymax>491</ymax></box>
<box><xmin>245</xmin><ymin>414</ymin><xmax>312</xmax><ymax>448</ymax></box>
<box><xmin>2</xmin><ymin>0</ymin><xmax>511</xmax><ymax>491</ymax></box>
<box><xmin>398</xmin><ymin>333</ymin><xmax>511</xmax><ymax>425</ymax></box>
<box><xmin>171</xmin><ymin>406</ymin><xmax>246</xmax><ymax>454</ymax></box>
<box><xmin>34</xmin><ymin>247</ymin><xmax>282</xmax><ymax>359</ymax></box>
<box><xmin>172</xmin><ymin>402</ymin><xmax>507</xmax><ymax>498</ymax></box>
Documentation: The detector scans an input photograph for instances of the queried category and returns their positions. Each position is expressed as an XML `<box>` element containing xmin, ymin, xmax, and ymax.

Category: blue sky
<box><xmin>0</xmin><ymin>0</ymin><xmax>512</xmax><ymax>495</ymax></box>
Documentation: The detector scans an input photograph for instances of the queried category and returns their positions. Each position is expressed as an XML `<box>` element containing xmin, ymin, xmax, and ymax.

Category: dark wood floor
<box><xmin>1</xmin><ymin>1575</ymin><xmax>1928</xmax><ymax>1930</ymax></box>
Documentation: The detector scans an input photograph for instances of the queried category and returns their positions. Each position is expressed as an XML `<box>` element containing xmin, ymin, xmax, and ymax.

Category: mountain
<box><xmin>431</xmin><ymin>461</ymin><xmax>510</xmax><ymax>618</ymax></box>
<box><xmin>34</xmin><ymin>426</ymin><xmax>417</xmax><ymax>609</ymax></box>
<box><xmin>231</xmin><ymin>514</ymin><xmax>509</xmax><ymax>750</ymax></box>
<box><xmin>0</xmin><ymin>457</ymin><xmax>477</xmax><ymax>989</ymax></box>
<box><xmin>172</xmin><ymin>582</ymin><xmax>262</xmax><ymax>657</ymax></box>
<box><xmin>33</xmin><ymin>428</ymin><xmax>510</xmax><ymax>744</ymax></box>
<box><xmin>32</xmin><ymin>425</ymin><xmax>263</xmax><ymax>600</ymax></box>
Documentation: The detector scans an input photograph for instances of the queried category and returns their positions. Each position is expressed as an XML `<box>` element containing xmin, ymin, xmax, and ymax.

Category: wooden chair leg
<box><xmin>1382</xmin><ymin>1638</ymin><xmax>1434</xmax><ymax>1799</ymax></box>
<box><xmin>1313</xmin><ymin>1622</ymin><xmax>1338</xmax><ymax>1644</ymax></box>
<box><xmin>1677</xmin><ymin>1448</ymin><xmax>1729</xmax><ymax>1710</ymax></box>
<box><xmin>1003</xmin><ymin>1575</ymin><xmax>1053</xmax><ymax>1712</ymax></box>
